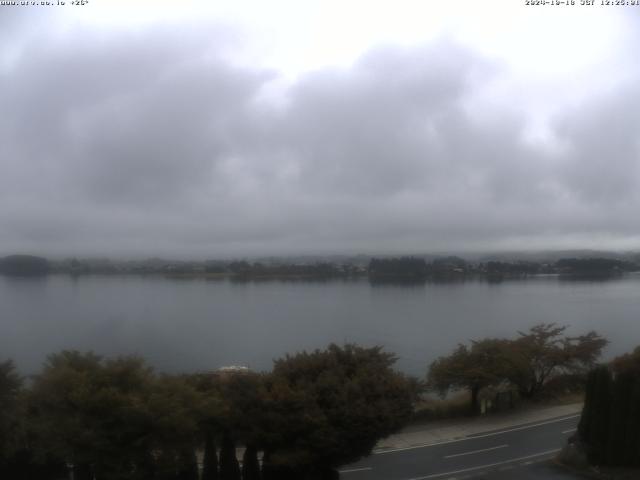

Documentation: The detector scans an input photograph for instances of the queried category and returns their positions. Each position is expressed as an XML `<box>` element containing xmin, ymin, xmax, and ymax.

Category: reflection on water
<box><xmin>557</xmin><ymin>272</ymin><xmax>625</xmax><ymax>282</ymax></box>
<box><xmin>368</xmin><ymin>277</ymin><xmax>479</xmax><ymax>287</ymax></box>
<box><xmin>1</xmin><ymin>273</ymin><xmax>639</xmax><ymax>376</ymax></box>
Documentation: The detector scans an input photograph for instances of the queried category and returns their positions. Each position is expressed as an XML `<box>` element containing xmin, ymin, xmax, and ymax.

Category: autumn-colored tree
<box><xmin>428</xmin><ymin>339</ymin><xmax>511</xmax><ymax>414</ymax></box>
<box><xmin>506</xmin><ymin>324</ymin><xmax>607</xmax><ymax>398</ymax></box>
<box><xmin>429</xmin><ymin>324</ymin><xmax>607</xmax><ymax>410</ymax></box>
<box><xmin>611</xmin><ymin>346</ymin><xmax>640</xmax><ymax>375</ymax></box>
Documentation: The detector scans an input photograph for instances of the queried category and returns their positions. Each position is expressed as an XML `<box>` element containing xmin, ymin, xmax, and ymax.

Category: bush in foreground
<box><xmin>0</xmin><ymin>344</ymin><xmax>416</xmax><ymax>480</ymax></box>
<box><xmin>259</xmin><ymin>344</ymin><xmax>416</xmax><ymax>478</ymax></box>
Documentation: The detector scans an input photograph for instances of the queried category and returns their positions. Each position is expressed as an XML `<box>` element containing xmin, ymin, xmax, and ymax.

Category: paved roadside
<box><xmin>375</xmin><ymin>403</ymin><xmax>583</xmax><ymax>453</ymax></box>
<box><xmin>343</xmin><ymin>406</ymin><xmax>584</xmax><ymax>479</ymax></box>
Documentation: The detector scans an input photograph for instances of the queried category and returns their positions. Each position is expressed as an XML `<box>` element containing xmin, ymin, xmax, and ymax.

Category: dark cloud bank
<box><xmin>1</xmin><ymin>15</ymin><xmax>639</xmax><ymax>258</ymax></box>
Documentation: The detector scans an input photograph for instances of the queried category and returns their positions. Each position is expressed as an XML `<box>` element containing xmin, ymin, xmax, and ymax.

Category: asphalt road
<box><xmin>339</xmin><ymin>414</ymin><xmax>583</xmax><ymax>480</ymax></box>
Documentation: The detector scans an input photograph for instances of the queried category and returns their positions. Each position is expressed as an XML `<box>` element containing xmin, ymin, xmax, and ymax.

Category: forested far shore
<box><xmin>1</xmin><ymin>253</ymin><xmax>639</xmax><ymax>280</ymax></box>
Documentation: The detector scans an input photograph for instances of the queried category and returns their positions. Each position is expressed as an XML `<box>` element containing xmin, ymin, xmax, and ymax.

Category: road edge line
<box><xmin>374</xmin><ymin>414</ymin><xmax>580</xmax><ymax>454</ymax></box>
<box><xmin>406</xmin><ymin>448</ymin><xmax>561</xmax><ymax>479</ymax></box>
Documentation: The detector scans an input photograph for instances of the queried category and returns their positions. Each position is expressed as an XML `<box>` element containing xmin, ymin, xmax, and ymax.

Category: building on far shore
<box><xmin>214</xmin><ymin>365</ymin><xmax>251</xmax><ymax>379</ymax></box>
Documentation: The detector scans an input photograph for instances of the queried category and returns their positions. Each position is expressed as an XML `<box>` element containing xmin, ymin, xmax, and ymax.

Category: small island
<box><xmin>0</xmin><ymin>255</ymin><xmax>50</xmax><ymax>276</ymax></box>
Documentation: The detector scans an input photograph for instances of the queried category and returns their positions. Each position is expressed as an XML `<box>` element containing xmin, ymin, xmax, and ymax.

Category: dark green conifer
<box><xmin>132</xmin><ymin>450</ymin><xmax>156</xmax><ymax>480</ymax></box>
<box><xmin>606</xmin><ymin>371</ymin><xmax>633</xmax><ymax>465</ymax></box>
<box><xmin>156</xmin><ymin>450</ymin><xmax>179</xmax><ymax>480</ymax></box>
<box><xmin>73</xmin><ymin>462</ymin><xmax>93</xmax><ymax>480</ymax></box>
<box><xmin>177</xmin><ymin>448</ymin><xmax>199</xmax><ymax>480</ymax></box>
<box><xmin>241</xmin><ymin>445</ymin><xmax>261</xmax><ymax>480</ymax></box>
<box><xmin>626</xmin><ymin>378</ymin><xmax>640</xmax><ymax>466</ymax></box>
<box><xmin>202</xmin><ymin>432</ymin><xmax>219</xmax><ymax>480</ymax></box>
<box><xmin>586</xmin><ymin>365</ymin><xmax>612</xmax><ymax>464</ymax></box>
<box><xmin>578</xmin><ymin>367</ymin><xmax>597</xmax><ymax>440</ymax></box>
<box><xmin>219</xmin><ymin>433</ymin><xmax>240</xmax><ymax>480</ymax></box>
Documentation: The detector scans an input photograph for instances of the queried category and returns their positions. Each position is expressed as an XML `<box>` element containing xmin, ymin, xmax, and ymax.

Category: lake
<box><xmin>1</xmin><ymin>274</ymin><xmax>639</xmax><ymax>376</ymax></box>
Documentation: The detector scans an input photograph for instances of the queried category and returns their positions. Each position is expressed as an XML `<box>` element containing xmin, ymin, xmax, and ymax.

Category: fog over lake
<box><xmin>2</xmin><ymin>274</ymin><xmax>638</xmax><ymax>376</ymax></box>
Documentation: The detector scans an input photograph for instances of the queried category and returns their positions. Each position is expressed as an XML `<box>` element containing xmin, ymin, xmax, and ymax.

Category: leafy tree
<box><xmin>195</xmin><ymin>370</ymin><xmax>265</xmax><ymax>480</ymax></box>
<box><xmin>0</xmin><ymin>360</ymin><xmax>21</xmax><ymax>455</ymax></box>
<box><xmin>28</xmin><ymin>351</ymin><xmax>104</xmax><ymax>478</ymax></box>
<box><xmin>428</xmin><ymin>339</ymin><xmax>511</xmax><ymax>414</ymax></box>
<box><xmin>0</xmin><ymin>359</ymin><xmax>26</xmax><ymax>478</ymax></box>
<box><xmin>612</xmin><ymin>346</ymin><xmax>640</xmax><ymax>374</ymax></box>
<box><xmin>28</xmin><ymin>351</ymin><xmax>186</xmax><ymax>480</ymax></box>
<box><xmin>429</xmin><ymin>325</ymin><xmax>607</xmax><ymax>409</ymax></box>
<box><xmin>186</xmin><ymin>371</ymin><xmax>230</xmax><ymax>480</ymax></box>
<box><xmin>3</xmin><ymin>345</ymin><xmax>417</xmax><ymax>479</ymax></box>
<box><xmin>214</xmin><ymin>371</ymin><xmax>267</xmax><ymax>446</ymax></box>
<box><xmin>506</xmin><ymin>324</ymin><xmax>607</xmax><ymax>398</ymax></box>
<box><xmin>146</xmin><ymin>374</ymin><xmax>204</xmax><ymax>480</ymax></box>
<box><xmin>261</xmin><ymin>344</ymin><xmax>415</xmax><ymax>478</ymax></box>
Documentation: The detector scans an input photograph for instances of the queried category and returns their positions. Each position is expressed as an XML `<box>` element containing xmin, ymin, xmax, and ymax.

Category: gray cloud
<box><xmin>1</xmin><ymin>14</ymin><xmax>639</xmax><ymax>257</ymax></box>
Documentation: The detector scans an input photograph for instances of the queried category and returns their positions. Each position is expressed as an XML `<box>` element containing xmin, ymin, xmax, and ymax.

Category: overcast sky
<box><xmin>1</xmin><ymin>1</ymin><xmax>639</xmax><ymax>258</ymax></box>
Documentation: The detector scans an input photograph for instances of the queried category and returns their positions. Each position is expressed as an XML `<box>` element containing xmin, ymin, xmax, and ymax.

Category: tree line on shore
<box><xmin>2</xmin><ymin>254</ymin><xmax>639</xmax><ymax>279</ymax></box>
<box><xmin>0</xmin><ymin>344</ymin><xmax>416</xmax><ymax>480</ymax></box>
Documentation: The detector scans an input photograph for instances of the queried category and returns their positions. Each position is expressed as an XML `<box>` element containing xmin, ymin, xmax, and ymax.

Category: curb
<box><xmin>374</xmin><ymin>403</ymin><xmax>583</xmax><ymax>454</ymax></box>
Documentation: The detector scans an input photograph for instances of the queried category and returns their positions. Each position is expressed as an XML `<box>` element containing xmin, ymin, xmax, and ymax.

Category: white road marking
<box><xmin>339</xmin><ymin>467</ymin><xmax>373</xmax><ymax>474</ymax></box>
<box><xmin>444</xmin><ymin>444</ymin><xmax>508</xmax><ymax>459</ymax></box>
<box><xmin>562</xmin><ymin>428</ymin><xmax>577</xmax><ymax>434</ymax></box>
<box><xmin>375</xmin><ymin>414</ymin><xmax>579</xmax><ymax>455</ymax></box>
<box><xmin>406</xmin><ymin>448</ymin><xmax>561</xmax><ymax>479</ymax></box>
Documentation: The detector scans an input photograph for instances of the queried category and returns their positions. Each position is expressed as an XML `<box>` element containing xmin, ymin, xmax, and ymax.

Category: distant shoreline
<box><xmin>3</xmin><ymin>270</ymin><xmax>639</xmax><ymax>284</ymax></box>
<box><xmin>1</xmin><ymin>254</ymin><xmax>639</xmax><ymax>281</ymax></box>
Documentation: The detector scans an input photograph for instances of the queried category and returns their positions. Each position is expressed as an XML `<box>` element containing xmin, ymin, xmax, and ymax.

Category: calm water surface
<box><xmin>1</xmin><ymin>274</ymin><xmax>639</xmax><ymax>375</ymax></box>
